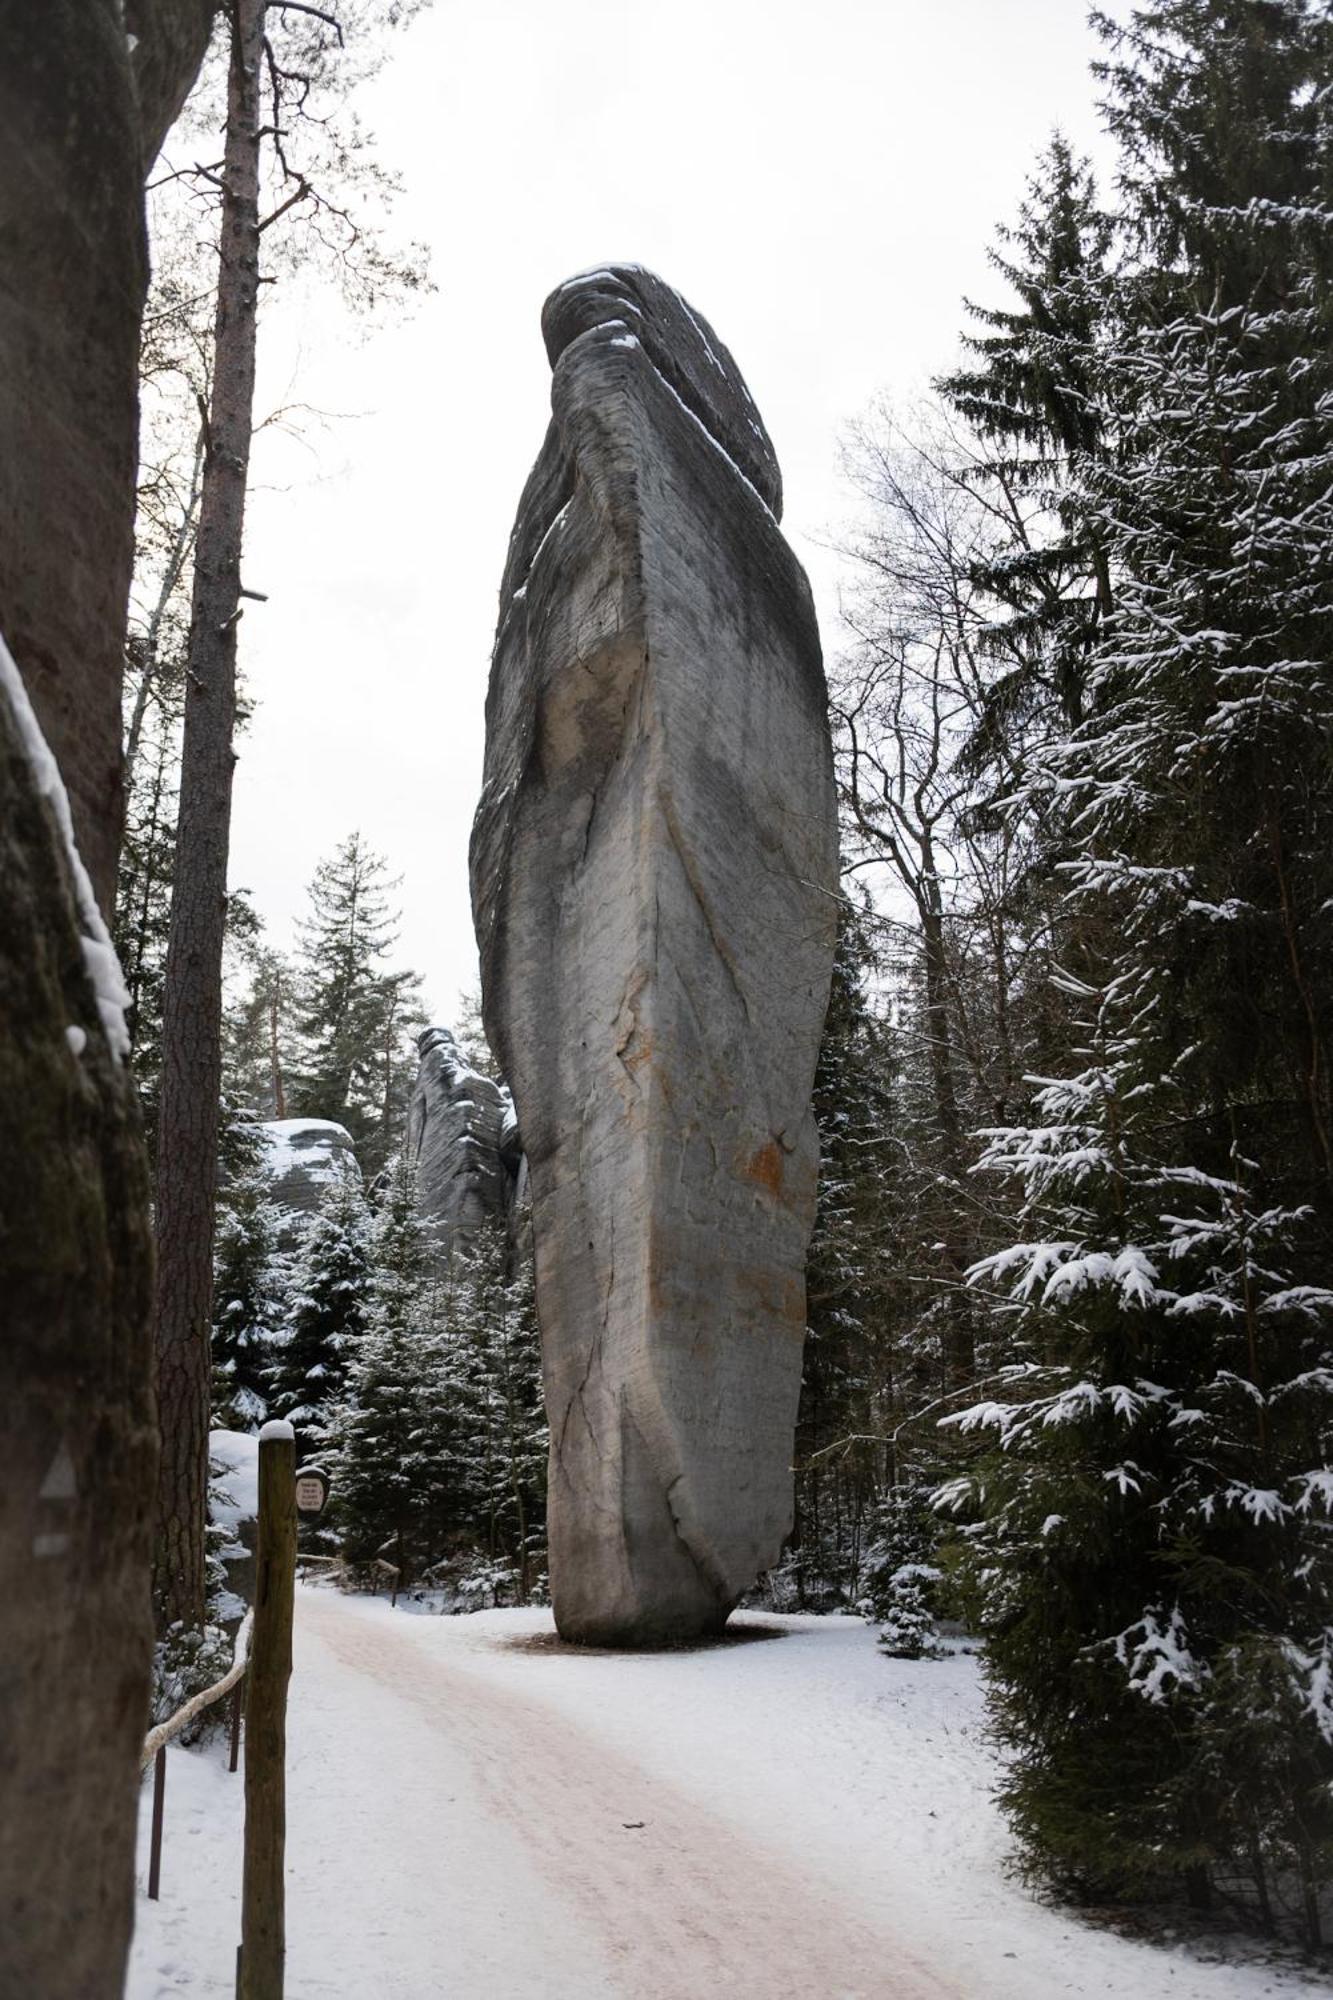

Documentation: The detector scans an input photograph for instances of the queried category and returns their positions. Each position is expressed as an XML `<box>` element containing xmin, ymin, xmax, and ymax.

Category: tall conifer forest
<box><xmin>812</xmin><ymin>0</ymin><xmax>1333</xmax><ymax>1939</ymax></box>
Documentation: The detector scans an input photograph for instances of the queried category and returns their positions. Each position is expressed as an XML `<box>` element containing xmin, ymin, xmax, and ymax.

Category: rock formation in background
<box><xmin>260</xmin><ymin>1117</ymin><xmax>360</xmax><ymax>1242</ymax></box>
<box><xmin>471</xmin><ymin>264</ymin><xmax>839</xmax><ymax>1646</ymax></box>
<box><xmin>406</xmin><ymin>1027</ymin><xmax>519</xmax><ymax>1264</ymax></box>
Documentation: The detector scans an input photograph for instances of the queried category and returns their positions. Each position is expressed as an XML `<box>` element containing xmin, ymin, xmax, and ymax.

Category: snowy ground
<box><xmin>128</xmin><ymin>1585</ymin><xmax>1325</xmax><ymax>1999</ymax></box>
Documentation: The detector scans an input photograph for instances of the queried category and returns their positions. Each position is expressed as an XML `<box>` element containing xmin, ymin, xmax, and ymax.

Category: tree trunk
<box><xmin>124</xmin><ymin>421</ymin><xmax>207</xmax><ymax>786</ymax></box>
<box><xmin>154</xmin><ymin>0</ymin><xmax>265</xmax><ymax>1631</ymax></box>
<box><xmin>917</xmin><ymin>844</ymin><xmax>974</xmax><ymax>1385</ymax></box>
<box><xmin>122</xmin><ymin>719</ymin><xmax>175</xmax><ymax>1054</ymax></box>
<box><xmin>239</xmin><ymin>1427</ymin><xmax>296</xmax><ymax>2000</ymax></box>
<box><xmin>269</xmin><ymin>986</ymin><xmax>287</xmax><ymax>1118</ymax></box>
<box><xmin>0</xmin><ymin>6</ymin><xmax>210</xmax><ymax>1991</ymax></box>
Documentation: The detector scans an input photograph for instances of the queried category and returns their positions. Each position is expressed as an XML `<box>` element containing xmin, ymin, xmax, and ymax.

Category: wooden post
<box><xmin>229</xmin><ymin>1675</ymin><xmax>244</xmax><ymax>1774</ymax></box>
<box><xmin>238</xmin><ymin>1422</ymin><xmax>296</xmax><ymax>2000</ymax></box>
<box><xmin>147</xmin><ymin>1747</ymin><xmax>167</xmax><ymax>1900</ymax></box>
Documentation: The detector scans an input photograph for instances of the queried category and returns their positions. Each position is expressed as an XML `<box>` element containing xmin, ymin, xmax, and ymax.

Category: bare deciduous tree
<box><xmin>148</xmin><ymin>0</ymin><xmax>429</xmax><ymax>1633</ymax></box>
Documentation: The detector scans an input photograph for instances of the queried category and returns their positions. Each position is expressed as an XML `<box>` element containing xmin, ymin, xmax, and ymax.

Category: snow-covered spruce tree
<box><xmin>946</xmin><ymin>970</ymin><xmax>1333</xmax><ymax>1923</ymax></box>
<box><xmin>859</xmin><ymin>1484</ymin><xmax>947</xmax><ymax>1660</ymax></box>
<box><xmin>324</xmin><ymin>1154</ymin><xmax>446</xmax><ymax>1580</ymax></box>
<box><xmin>938</xmin><ymin>134</ymin><xmax>1114</xmax><ymax>748</ymax></box>
<box><xmin>934</xmin><ymin>134</ymin><xmax>1118</xmax><ymax>1106</ymax></box>
<box><xmin>288</xmin><ymin>832</ymin><xmax>423</xmax><ymax>1176</ymax></box>
<box><xmin>442</xmin><ymin>1220</ymin><xmax>547</xmax><ymax>1602</ymax></box>
<box><xmin>267</xmin><ymin>1169</ymin><xmax>372</xmax><ymax>1446</ymax></box>
<box><xmin>222</xmin><ymin>946</ymin><xmax>298</xmax><ymax>1122</ymax></box>
<box><xmin>210</xmin><ymin>1166</ymin><xmax>289</xmax><ymax>1430</ymax></box>
<box><xmin>946</xmin><ymin>0</ymin><xmax>1333</xmax><ymax>1934</ymax></box>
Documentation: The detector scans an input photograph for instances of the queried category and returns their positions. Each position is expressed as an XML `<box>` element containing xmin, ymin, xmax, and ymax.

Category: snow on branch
<box><xmin>1108</xmin><ymin>1605</ymin><xmax>1205</xmax><ymax>1703</ymax></box>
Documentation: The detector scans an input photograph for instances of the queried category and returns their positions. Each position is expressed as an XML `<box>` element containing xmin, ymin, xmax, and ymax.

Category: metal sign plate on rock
<box><xmin>294</xmin><ymin>1465</ymin><xmax>330</xmax><ymax>1516</ymax></box>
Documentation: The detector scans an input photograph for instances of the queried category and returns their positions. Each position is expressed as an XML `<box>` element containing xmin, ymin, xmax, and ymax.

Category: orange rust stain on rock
<box><xmin>745</xmin><ymin>1139</ymin><xmax>784</xmax><ymax>1199</ymax></box>
<box><xmin>734</xmin><ymin>1266</ymin><xmax>805</xmax><ymax>1327</ymax></box>
<box><xmin>620</xmin><ymin>1028</ymin><xmax>655</xmax><ymax>1073</ymax></box>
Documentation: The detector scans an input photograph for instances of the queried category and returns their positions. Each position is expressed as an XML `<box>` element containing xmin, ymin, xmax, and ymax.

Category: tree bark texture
<box><xmin>917</xmin><ymin>862</ymin><xmax>975</xmax><ymax>1385</ymax></box>
<box><xmin>0</xmin><ymin>5</ymin><xmax>210</xmax><ymax>1992</ymax></box>
<box><xmin>239</xmin><ymin>1429</ymin><xmax>296</xmax><ymax>2000</ymax></box>
<box><xmin>0</xmin><ymin>678</ymin><xmax>156</xmax><ymax>1997</ymax></box>
<box><xmin>154</xmin><ymin>0</ymin><xmax>265</xmax><ymax>1633</ymax></box>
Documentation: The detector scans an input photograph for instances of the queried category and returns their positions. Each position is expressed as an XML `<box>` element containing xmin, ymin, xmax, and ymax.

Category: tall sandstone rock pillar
<box><xmin>471</xmin><ymin>266</ymin><xmax>839</xmax><ymax>1645</ymax></box>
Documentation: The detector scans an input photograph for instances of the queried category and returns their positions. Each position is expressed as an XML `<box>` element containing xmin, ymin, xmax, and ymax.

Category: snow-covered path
<box><xmin>128</xmin><ymin>1587</ymin><xmax>1320</xmax><ymax>1999</ymax></box>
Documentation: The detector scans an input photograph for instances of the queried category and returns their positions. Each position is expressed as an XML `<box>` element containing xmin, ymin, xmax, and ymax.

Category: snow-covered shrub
<box><xmin>858</xmin><ymin>1487</ymin><xmax>947</xmax><ymax>1658</ymax></box>
<box><xmin>876</xmin><ymin>1568</ymin><xmax>947</xmax><ymax>1661</ymax></box>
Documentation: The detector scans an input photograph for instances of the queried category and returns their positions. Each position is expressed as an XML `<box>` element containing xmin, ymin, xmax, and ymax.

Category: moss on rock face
<box><xmin>0</xmin><ymin>3</ymin><xmax>212</xmax><ymax>1989</ymax></box>
<box><xmin>0</xmin><ymin>687</ymin><xmax>156</xmax><ymax>1997</ymax></box>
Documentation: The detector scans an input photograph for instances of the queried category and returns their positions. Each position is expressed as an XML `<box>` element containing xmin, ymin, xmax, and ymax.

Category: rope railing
<box><xmin>141</xmin><ymin>1428</ymin><xmax>310</xmax><ymax>1994</ymax></box>
<box><xmin>371</xmin><ymin>1555</ymin><xmax>401</xmax><ymax>1606</ymax></box>
<box><xmin>140</xmin><ymin>1610</ymin><xmax>253</xmax><ymax>1901</ymax></box>
<box><xmin>141</xmin><ymin>1610</ymin><xmax>253</xmax><ymax>1772</ymax></box>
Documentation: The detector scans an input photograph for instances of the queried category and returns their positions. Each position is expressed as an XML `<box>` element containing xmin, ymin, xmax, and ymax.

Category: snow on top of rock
<box><xmin>265</xmin><ymin>1117</ymin><xmax>354</xmax><ymax>1137</ymax></box>
<box><xmin>0</xmin><ymin>628</ymin><xmax>131</xmax><ymax>1060</ymax></box>
<box><xmin>642</xmin><ymin>352</ymin><xmax>778</xmax><ymax>525</ymax></box>
<box><xmin>557</xmin><ymin>261</ymin><xmax>649</xmax><ymax>292</ymax></box>
<box><xmin>210</xmin><ymin>1428</ymin><xmax>259</xmax><ymax>1532</ymax></box>
<box><xmin>261</xmin><ymin>1117</ymin><xmax>357</xmax><ymax>1182</ymax></box>
<box><xmin>675</xmin><ymin>291</ymin><xmax>727</xmax><ymax>377</ymax></box>
<box><xmin>516</xmin><ymin>499</ymin><xmax>571</xmax><ymax>597</ymax></box>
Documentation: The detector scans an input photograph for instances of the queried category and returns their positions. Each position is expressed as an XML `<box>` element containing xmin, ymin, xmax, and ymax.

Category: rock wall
<box><xmin>260</xmin><ymin>1117</ymin><xmax>360</xmax><ymax>1241</ymax></box>
<box><xmin>471</xmin><ymin>265</ymin><xmax>839</xmax><ymax>1645</ymax></box>
<box><xmin>406</xmin><ymin>1027</ymin><xmax>517</xmax><ymax>1264</ymax></box>
<box><xmin>0</xmin><ymin>9</ymin><xmax>212</xmax><ymax>1993</ymax></box>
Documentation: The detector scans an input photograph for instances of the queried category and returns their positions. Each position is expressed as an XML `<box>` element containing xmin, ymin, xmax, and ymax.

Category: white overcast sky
<box><xmin>229</xmin><ymin>0</ymin><xmax>1117</xmax><ymax>1024</ymax></box>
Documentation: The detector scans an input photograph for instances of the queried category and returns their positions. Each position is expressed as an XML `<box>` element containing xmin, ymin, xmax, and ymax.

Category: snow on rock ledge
<box><xmin>260</xmin><ymin>1117</ymin><xmax>359</xmax><ymax>1234</ymax></box>
<box><xmin>0</xmin><ymin>629</ymin><xmax>130</xmax><ymax>1059</ymax></box>
<box><xmin>209</xmin><ymin>1428</ymin><xmax>259</xmax><ymax>1536</ymax></box>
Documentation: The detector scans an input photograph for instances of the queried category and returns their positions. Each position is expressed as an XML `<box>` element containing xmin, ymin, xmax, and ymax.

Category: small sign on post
<box><xmin>293</xmin><ymin>1465</ymin><xmax>330</xmax><ymax>1518</ymax></box>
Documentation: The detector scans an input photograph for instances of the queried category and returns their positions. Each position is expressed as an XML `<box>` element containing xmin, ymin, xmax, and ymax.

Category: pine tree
<box><xmin>939</xmin><ymin>134</ymin><xmax>1114</xmax><ymax>744</ymax></box>
<box><xmin>268</xmin><ymin>1171</ymin><xmax>372</xmax><ymax>1446</ymax></box>
<box><xmin>289</xmin><ymin>832</ymin><xmax>423</xmax><ymax>1174</ymax></box>
<box><xmin>949</xmin><ymin>0</ymin><xmax>1333</xmax><ymax>1934</ymax></box>
<box><xmin>211</xmin><ymin>1168</ymin><xmax>289</xmax><ymax>1432</ymax></box>
<box><xmin>445</xmin><ymin>1222</ymin><xmax>547</xmax><ymax>1600</ymax></box>
<box><xmin>325</xmin><ymin>1155</ymin><xmax>441</xmax><ymax>1578</ymax></box>
<box><xmin>325</xmin><ymin>1164</ymin><xmax>547</xmax><ymax>1598</ymax></box>
<box><xmin>949</xmin><ymin>968</ymin><xmax>1333</xmax><ymax>1921</ymax></box>
<box><xmin>859</xmin><ymin>1484</ymin><xmax>947</xmax><ymax>1659</ymax></box>
<box><xmin>222</xmin><ymin>947</ymin><xmax>298</xmax><ymax>1122</ymax></box>
<box><xmin>451</xmin><ymin>984</ymin><xmax>505</xmax><ymax>1082</ymax></box>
